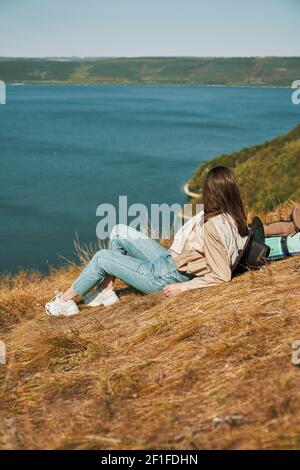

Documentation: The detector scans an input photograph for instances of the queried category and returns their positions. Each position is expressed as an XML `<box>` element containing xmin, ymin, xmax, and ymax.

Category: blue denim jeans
<box><xmin>73</xmin><ymin>224</ymin><xmax>189</xmax><ymax>295</ymax></box>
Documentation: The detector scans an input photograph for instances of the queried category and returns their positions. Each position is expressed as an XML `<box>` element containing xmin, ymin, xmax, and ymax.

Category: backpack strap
<box><xmin>281</xmin><ymin>236</ymin><xmax>291</xmax><ymax>257</ymax></box>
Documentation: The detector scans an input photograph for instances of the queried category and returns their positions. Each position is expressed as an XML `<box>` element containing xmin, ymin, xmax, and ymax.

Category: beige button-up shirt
<box><xmin>171</xmin><ymin>218</ymin><xmax>233</xmax><ymax>291</ymax></box>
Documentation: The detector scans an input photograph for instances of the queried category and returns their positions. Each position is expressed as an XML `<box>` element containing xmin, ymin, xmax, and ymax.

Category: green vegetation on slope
<box><xmin>0</xmin><ymin>57</ymin><xmax>300</xmax><ymax>86</ymax></box>
<box><xmin>188</xmin><ymin>124</ymin><xmax>300</xmax><ymax>212</ymax></box>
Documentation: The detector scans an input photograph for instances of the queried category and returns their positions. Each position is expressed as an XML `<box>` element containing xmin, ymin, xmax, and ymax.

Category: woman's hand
<box><xmin>163</xmin><ymin>283</ymin><xmax>186</xmax><ymax>297</ymax></box>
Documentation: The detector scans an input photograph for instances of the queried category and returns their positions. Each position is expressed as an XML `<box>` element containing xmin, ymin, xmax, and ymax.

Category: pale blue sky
<box><xmin>0</xmin><ymin>0</ymin><xmax>299</xmax><ymax>57</ymax></box>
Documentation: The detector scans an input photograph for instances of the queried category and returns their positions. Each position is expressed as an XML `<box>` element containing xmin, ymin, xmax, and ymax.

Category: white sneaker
<box><xmin>84</xmin><ymin>289</ymin><xmax>119</xmax><ymax>307</ymax></box>
<box><xmin>45</xmin><ymin>290</ymin><xmax>80</xmax><ymax>317</ymax></box>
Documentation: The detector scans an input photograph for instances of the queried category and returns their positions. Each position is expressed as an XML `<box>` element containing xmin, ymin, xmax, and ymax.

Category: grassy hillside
<box><xmin>0</xmin><ymin>201</ymin><xmax>300</xmax><ymax>450</ymax></box>
<box><xmin>1</xmin><ymin>57</ymin><xmax>300</xmax><ymax>86</ymax></box>
<box><xmin>188</xmin><ymin>124</ymin><xmax>300</xmax><ymax>213</ymax></box>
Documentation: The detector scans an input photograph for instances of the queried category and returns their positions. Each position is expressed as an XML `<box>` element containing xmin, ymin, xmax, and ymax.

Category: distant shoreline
<box><xmin>8</xmin><ymin>82</ymin><xmax>291</xmax><ymax>89</ymax></box>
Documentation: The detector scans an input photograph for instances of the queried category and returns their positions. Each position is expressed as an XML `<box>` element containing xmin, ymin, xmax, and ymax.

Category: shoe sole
<box><xmin>86</xmin><ymin>297</ymin><xmax>119</xmax><ymax>308</ymax></box>
<box><xmin>45</xmin><ymin>306</ymin><xmax>80</xmax><ymax>317</ymax></box>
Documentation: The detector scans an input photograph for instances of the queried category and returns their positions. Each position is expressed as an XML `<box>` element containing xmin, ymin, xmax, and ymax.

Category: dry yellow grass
<box><xmin>1</xmin><ymin>209</ymin><xmax>300</xmax><ymax>450</ymax></box>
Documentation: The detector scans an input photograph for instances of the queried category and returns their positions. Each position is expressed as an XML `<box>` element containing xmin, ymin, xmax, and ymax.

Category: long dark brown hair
<box><xmin>203</xmin><ymin>166</ymin><xmax>249</xmax><ymax>237</ymax></box>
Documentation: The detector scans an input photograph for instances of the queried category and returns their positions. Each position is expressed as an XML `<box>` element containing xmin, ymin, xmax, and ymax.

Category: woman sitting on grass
<box><xmin>46</xmin><ymin>166</ymin><xmax>252</xmax><ymax>316</ymax></box>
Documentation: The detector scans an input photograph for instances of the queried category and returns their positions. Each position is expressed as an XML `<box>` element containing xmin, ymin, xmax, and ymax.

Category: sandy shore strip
<box><xmin>183</xmin><ymin>182</ymin><xmax>201</xmax><ymax>198</ymax></box>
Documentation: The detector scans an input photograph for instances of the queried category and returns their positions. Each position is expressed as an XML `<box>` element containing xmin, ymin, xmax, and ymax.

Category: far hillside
<box><xmin>1</xmin><ymin>57</ymin><xmax>300</xmax><ymax>86</ymax></box>
<box><xmin>188</xmin><ymin>124</ymin><xmax>300</xmax><ymax>212</ymax></box>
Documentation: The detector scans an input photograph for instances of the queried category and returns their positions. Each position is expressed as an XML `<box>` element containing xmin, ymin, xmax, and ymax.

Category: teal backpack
<box><xmin>232</xmin><ymin>217</ymin><xmax>300</xmax><ymax>275</ymax></box>
<box><xmin>266</xmin><ymin>233</ymin><xmax>300</xmax><ymax>260</ymax></box>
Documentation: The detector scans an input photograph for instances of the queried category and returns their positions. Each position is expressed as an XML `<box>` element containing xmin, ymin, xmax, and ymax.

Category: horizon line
<box><xmin>1</xmin><ymin>55</ymin><xmax>300</xmax><ymax>60</ymax></box>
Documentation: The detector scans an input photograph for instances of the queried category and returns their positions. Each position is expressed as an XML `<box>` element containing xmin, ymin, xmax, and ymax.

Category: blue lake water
<box><xmin>0</xmin><ymin>85</ymin><xmax>299</xmax><ymax>274</ymax></box>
